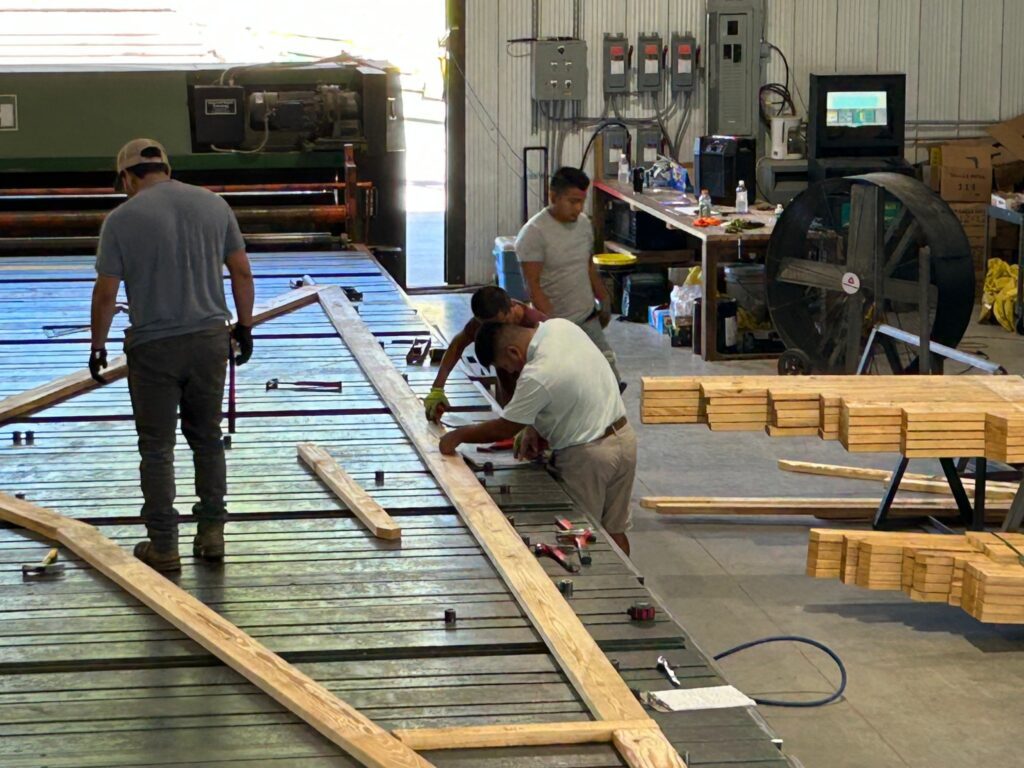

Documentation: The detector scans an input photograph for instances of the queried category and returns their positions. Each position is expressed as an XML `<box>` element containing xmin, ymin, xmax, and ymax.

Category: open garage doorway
<box><xmin>0</xmin><ymin>0</ymin><xmax>449</xmax><ymax>287</ymax></box>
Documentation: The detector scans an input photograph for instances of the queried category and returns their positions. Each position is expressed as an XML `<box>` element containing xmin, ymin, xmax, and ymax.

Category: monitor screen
<box><xmin>825</xmin><ymin>91</ymin><xmax>888</xmax><ymax>128</ymax></box>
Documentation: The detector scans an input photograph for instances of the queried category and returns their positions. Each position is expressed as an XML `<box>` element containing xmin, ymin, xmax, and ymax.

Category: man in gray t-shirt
<box><xmin>90</xmin><ymin>138</ymin><xmax>255</xmax><ymax>571</ymax></box>
<box><xmin>515</xmin><ymin>167</ymin><xmax>621</xmax><ymax>385</ymax></box>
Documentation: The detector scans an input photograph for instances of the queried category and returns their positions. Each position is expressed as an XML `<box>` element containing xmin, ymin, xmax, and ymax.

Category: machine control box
<box><xmin>670</xmin><ymin>33</ymin><xmax>697</xmax><ymax>91</ymax></box>
<box><xmin>636</xmin><ymin>34</ymin><xmax>663</xmax><ymax>92</ymax></box>
<box><xmin>602</xmin><ymin>127</ymin><xmax>629</xmax><ymax>178</ymax></box>
<box><xmin>636</xmin><ymin>126</ymin><xmax>662</xmax><ymax>167</ymax></box>
<box><xmin>602</xmin><ymin>33</ymin><xmax>629</xmax><ymax>95</ymax></box>
<box><xmin>532</xmin><ymin>39</ymin><xmax>588</xmax><ymax>101</ymax></box>
<box><xmin>192</xmin><ymin>85</ymin><xmax>246</xmax><ymax>146</ymax></box>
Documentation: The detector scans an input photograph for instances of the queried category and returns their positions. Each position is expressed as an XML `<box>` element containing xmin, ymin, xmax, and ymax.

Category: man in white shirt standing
<box><xmin>516</xmin><ymin>167</ymin><xmax>622</xmax><ymax>387</ymax></box>
<box><xmin>438</xmin><ymin>318</ymin><xmax>637</xmax><ymax>554</ymax></box>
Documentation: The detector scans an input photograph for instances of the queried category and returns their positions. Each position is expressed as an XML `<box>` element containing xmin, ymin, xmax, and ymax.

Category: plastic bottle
<box><xmin>698</xmin><ymin>188</ymin><xmax>712</xmax><ymax>217</ymax></box>
<box><xmin>617</xmin><ymin>153</ymin><xmax>630</xmax><ymax>184</ymax></box>
<box><xmin>735</xmin><ymin>180</ymin><xmax>749</xmax><ymax>213</ymax></box>
<box><xmin>774</xmin><ymin>203</ymin><xmax>784</xmax><ymax>221</ymax></box>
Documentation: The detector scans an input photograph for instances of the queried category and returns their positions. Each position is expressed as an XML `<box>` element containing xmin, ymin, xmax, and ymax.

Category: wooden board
<box><xmin>394</xmin><ymin>719</ymin><xmax>656</xmax><ymax>750</ymax></box>
<box><xmin>642</xmin><ymin>496</ymin><xmax>1011</xmax><ymax>518</ymax></box>
<box><xmin>0</xmin><ymin>491</ymin><xmax>433</xmax><ymax>768</ymax></box>
<box><xmin>0</xmin><ymin>285</ymin><xmax>324</xmax><ymax>426</ymax></box>
<box><xmin>297</xmin><ymin>442</ymin><xmax>401</xmax><ymax>539</ymax></box>
<box><xmin>315</xmin><ymin>287</ymin><xmax>687</xmax><ymax>767</ymax></box>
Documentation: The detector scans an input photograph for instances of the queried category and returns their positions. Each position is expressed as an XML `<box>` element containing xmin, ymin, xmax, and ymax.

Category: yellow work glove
<box><xmin>424</xmin><ymin>386</ymin><xmax>449</xmax><ymax>422</ymax></box>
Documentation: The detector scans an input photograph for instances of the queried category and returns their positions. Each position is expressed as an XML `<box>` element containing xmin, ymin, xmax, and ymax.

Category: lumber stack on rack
<box><xmin>806</xmin><ymin>529</ymin><xmax>1024</xmax><ymax>623</ymax></box>
<box><xmin>640</xmin><ymin>375</ymin><xmax>1024</xmax><ymax>460</ymax></box>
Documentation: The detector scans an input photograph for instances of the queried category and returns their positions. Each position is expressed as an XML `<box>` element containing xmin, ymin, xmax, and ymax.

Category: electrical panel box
<box><xmin>532</xmin><ymin>39</ymin><xmax>588</xmax><ymax>101</ymax></box>
<box><xmin>602</xmin><ymin>33</ymin><xmax>629</xmax><ymax>95</ymax></box>
<box><xmin>707</xmin><ymin>0</ymin><xmax>764</xmax><ymax>136</ymax></box>
<box><xmin>636</xmin><ymin>126</ymin><xmax>662</xmax><ymax>167</ymax></box>
<box><xmin>670</xmin><ymin>33</ymin><xmax>697</xmax><ymax>91</ymax></box>
<box><xmin>192</xmin><ymin>85</ymin><xmax>246</xmax><ymax>146</ymax></box>
<box><xmin>636</xmin><ymin>34</ymin><xmax>663</xmax><ymax>92</ymax></box>
<box><xmin>602</xmin><ymin>127</ymin><xmax>629</xmax><ymax>178</ymax></box>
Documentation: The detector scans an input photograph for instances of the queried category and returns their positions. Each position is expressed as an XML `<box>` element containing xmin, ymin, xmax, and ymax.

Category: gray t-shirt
<box><xmin>96</xmin><ymin>179</ymin><xmax>244</xmax><ymax>350</ymax></box>
<box><xmin>515</xmin><ymin>208</ymin><xmax>596</xmax><ymax>323</ymax></box>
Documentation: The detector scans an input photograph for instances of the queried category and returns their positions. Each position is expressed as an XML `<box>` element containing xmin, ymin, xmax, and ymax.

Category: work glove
<box><xmin>88</xmin><ymin>348</ymin><xmax>108</xmax><ymax>384</ymax></box>
<box><xmin>230</xmin><ymin>324</ymin><xmax>253</xmax><ymax>365</ymax></box>
<box><xmin>424</xmin><ymin>386</ymin><xmax>449</xmax><ymax>422</ymax></box>
<box><xmin>513</xmin><ymin>427</ymin><xmax>547</xmax><ymax>461</ymax></box>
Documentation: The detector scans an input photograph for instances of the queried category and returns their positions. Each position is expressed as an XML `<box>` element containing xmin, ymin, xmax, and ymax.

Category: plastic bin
<box><xmin>493</xmin><ymin>237</ymin><xmax>530</xmax><ymax>301</ymax></box>
<box><xmin>724</xmin><ymin>264</ymin><xmax>767</xmax><ymax>323</ymax></box>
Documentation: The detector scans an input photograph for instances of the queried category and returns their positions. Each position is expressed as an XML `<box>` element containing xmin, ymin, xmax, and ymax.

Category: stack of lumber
<box><xmin>640</xmin><ymin>375</ymin><xmax>1024</xmax><ymax>460</ymax></box>
<box><xmin>806</xmin><ymin>529</ymin><xmax>1024</xmax><ymax>623</ymax></box>
<box><xmin>639</xmin><ymin>377</ymin><xmax>704</xmax><ymax>424</ymax></box>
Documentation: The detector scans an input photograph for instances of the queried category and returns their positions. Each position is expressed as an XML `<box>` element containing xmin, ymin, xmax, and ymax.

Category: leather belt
<box><xmin>601</xmin><ymin>415</ymin><xmax>628</xmax><ymax>439</ymax></box>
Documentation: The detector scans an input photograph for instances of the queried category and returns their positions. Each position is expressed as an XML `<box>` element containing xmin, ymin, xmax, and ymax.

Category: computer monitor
<box><xmin>808</xmin><ymin>73</ymin><xmax>905</xmax><ymax>159</ymax></box>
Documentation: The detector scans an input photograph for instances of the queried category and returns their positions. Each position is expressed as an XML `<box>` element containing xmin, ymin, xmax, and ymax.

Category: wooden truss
<box><xmin>0</xmin><ymin>282</ymin><xmax>687</xmax><ymax>767</ymax></box>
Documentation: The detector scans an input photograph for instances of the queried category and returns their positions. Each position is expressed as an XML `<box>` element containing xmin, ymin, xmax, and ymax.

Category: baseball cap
<box><xmin>115</xmin><ymin>138</ymin><xmax>171</xmax><ymax>174</ymax></box>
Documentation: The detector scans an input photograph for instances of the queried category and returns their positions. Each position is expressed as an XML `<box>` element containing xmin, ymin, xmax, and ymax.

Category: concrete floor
<box><xmin>411</xmin><ymin>293</ymin><xmax>1024</xmax><ymax>768</ymax></box>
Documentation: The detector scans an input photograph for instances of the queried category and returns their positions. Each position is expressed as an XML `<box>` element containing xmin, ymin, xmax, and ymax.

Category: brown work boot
<box><xmin>193</xmin><ymin>522</ymin><xmax>225</xmax><ymax>561</ymax></box>
<box><xmin>133</xmin><ymin>540</ymin><xmax>181</xmax><ymax>572</ymax></box>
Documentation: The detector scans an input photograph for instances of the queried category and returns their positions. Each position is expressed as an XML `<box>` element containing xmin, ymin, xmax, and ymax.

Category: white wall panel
<box><xmin>836</xmin><ymin>0</ymin><xmax>879</xmax><ymax>72</ymax></box>
<box><xmin>462</xmin><ymin>0</ymin><xmax>1024</xmax><ymax>283</ymax></box>
<box><xmin>1000</xmin><ymin>0</ymin><xmax>1024</xmax><ymax>117</ymax></box>
<box><xmin>959</xmin><ymin>0</ymin><xmax>1002</xmax><ymax>122</ymax></box>
<box><xmin>917</xmin><ymin>0</ymin><xmax>962</xmax><ymax>120</ymax></box>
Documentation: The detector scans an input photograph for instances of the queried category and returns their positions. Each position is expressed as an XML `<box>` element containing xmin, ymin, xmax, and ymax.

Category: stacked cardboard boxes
<box><xmin>928</xmin><ymin>115</ymin><xmax>1024</xmax><ymax>288</ymax></box>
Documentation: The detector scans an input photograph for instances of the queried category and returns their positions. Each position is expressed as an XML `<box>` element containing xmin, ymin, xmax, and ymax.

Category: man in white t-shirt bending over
<box><xmin>515</xmin><ymin>166</ymin><xmax>622</xmax><ymax>387</ymax></box>
<box><xmin>438</xmin><ymin>318</ymin><xmax>637</xmax><ymax>554</ymax></box>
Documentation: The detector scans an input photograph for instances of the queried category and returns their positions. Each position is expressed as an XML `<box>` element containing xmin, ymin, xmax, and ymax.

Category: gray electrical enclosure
<box><xmin>602</xmin><ymin>33</ymin><xmax>629</xmax><ymax>95</ymax></box>
<box><xmin>602</xmin><ymin>127</ymin><xmax>629</xmax><ymax>178</ymax></box>
<box><xmin>706</xmin><ymin>0</ymin><xmax>764</xmax><ymax>136</ymax></box>
<box><xmin>670</xmin><ymin>33</ymin><xmax>697</xmax><ymax>92</ymax></box>
<box><xmin>636</xmin><ymin>126</ymin><xmax>662</xmax><ymax>167</ymax></box>
<box><xmin>532</xmin><ymin>39</ymin><xmax>588</xmax><ymax>101</ymax></box>
<box><xmin>636</xmin><ymin>34</ymin><xmax>663</xmax><ymax>92</ymax></box>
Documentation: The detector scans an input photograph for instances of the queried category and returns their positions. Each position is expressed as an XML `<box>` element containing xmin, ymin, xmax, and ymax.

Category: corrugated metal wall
<box><xmin>463</xmin><ymin>0</ymin><xmax>1021</xmax><ymax>284</ymax></box>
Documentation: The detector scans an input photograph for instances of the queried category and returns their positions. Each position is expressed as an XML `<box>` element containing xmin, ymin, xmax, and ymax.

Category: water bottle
<box><xmin>735</xmin><ymin>180</ymin><xmax>749</xmax><ymax>213</ymax></box>
<box><xmin>698</xmin><ymin>188</ymin><xmax>712</xmax><ymax>217</ymax></box>
<box><xmin>617</xmin><ymin>153</ymin><xmax>630</xmax><ymax>184</ymax></box>
<box><xmin>774</xmin><ymin>203</ymin><xmax>784</xmax><ymax>222</ymax></box>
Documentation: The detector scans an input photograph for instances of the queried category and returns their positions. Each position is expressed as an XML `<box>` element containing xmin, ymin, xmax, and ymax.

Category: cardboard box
<box><xmin>933</xmin><ymin>142</ymin><xmax>994</xmax><ymax>202</ymax></box>
<box><xmin>987</xmin><ymin>114</ymin><xmax>1024</xmax><ymax>163</ymax></box>
<box><xmin>948</xmin><ymin>202</ymin><xmax>988</xmax><ymax>244</ymax></box>
<box><xmin>648</xmin><ymin>304</ymin><xmax>672</xmax><ymax>334</ymax></box>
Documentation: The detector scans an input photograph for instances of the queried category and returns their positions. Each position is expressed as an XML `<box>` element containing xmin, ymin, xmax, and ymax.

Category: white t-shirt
<box><xmin>514</xmin><ymin>208</ymin><xmax>596</xmax><ymax>323</ymax></box>
<box><xmin>501</xmin><ymin>319</ymin><xmax>626</xmax><ymax>450</ymax></box>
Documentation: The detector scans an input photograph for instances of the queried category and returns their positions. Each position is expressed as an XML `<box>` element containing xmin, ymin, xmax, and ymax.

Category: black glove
<box><xmin>231</xmin><ymin>324</ymin><xmax>253</xmax><ymax>365</ymax></box>
<box><xmin>89</xmin><ymin>347</ymin><xmax>108</xmax><ymax>384</ymax></box>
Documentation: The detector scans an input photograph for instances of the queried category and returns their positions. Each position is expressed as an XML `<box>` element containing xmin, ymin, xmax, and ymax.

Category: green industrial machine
<box><xmin>0</xmin><ymin>60</ymin><xmax>405</xmax><ymax>255</ymax></box>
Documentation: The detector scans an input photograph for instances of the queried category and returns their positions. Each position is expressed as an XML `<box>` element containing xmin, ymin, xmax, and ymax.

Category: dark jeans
<box><xmin>127</xmin><ymin>328</ymin><xmax>229</xmax><ymax>545</ymax></box>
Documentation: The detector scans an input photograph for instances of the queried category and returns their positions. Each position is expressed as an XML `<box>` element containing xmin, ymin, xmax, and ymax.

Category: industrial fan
<box><xmin>766</xmin><ymin>173</ymin><xmax>976</xmax><ymax>374</ymax></box>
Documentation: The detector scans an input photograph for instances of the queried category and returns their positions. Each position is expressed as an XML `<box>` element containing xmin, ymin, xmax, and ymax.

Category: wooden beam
<box><xmin>642</xmin><ymin>496</ymin><xmax>1010</xmax><ymax>519</ymax></box>
<box><xmin>777</xmin><ymin>459</ymin><xmax>1019</xmax><ymax>500</ymax></box>
<box><xmin>613</xmin><ymin>728</ymin><xmax>686</xmax><ymax>768</ymax></box>
<box><xmin>394</xmin><ymin>719</ymin><xmax>657</xmax><ymax>751</ymax></box>
<box><xmin>297</xmin><ymin>442</ymin><xmax>401</xmax><ymax>539</ymax></box>
<box><xmin>0</xmin><ymin>285</ymin><xmax>324</xmax><ymax>426</ymax></box>
<box><xmin>316</xmin><ymin>287</ymin><xmax>686</xmax><ymax>768</ymax></box>
<box><xmin>0</xmin><ymin>491</ymin><xmax>433</xmax><ymax>768</ymax></box>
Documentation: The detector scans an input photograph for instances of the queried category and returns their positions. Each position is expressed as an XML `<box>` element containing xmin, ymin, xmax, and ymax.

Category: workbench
<box><xmin>592</xmin><ymin>180</ymin><xmax>779</xmax><ymax>362</ymax></box>
<box><xmin>0</xmin><ymin>251</ymin><xmax>793</xmax><ymax>767</ymax></box>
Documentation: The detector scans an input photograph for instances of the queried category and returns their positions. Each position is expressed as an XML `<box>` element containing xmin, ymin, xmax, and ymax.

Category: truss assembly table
<box><xmin>0</xmin><ymin>250</ymin><xmax>794</xmax><ymax>767</ymax></box>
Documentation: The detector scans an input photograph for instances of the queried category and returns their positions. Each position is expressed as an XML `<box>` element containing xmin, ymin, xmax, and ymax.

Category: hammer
<box><xmin>532</xmin><ymin>542</ymin><xmax>580</xmax><ymax>573</ymax></box>
<box><xmin>22</xmin><ymin>548</ymin><xmax>65</xmax><ymax>578</ymax></box>
<box><xmin>555</xmin><ymin>517</ymin><xmax>596</xmax><ymax>565</ymax></box>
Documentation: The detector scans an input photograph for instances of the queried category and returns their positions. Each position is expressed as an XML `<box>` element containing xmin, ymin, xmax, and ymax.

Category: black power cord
<box><xmin>714</xmin><ymin>635</ymin><xmax>848</xmax><ymax>708</ymax></box>
<box><xmin>579</xmin><ymin>120</ymin><xmax>632</xmax><ymax>171</ymax></box>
